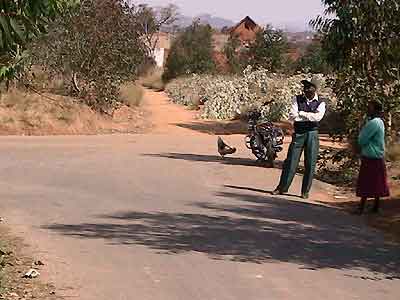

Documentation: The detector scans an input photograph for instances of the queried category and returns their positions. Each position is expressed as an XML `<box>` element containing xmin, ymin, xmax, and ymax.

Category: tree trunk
<box><xmin>387</xmin><ymin>111</ymin><xmax>393</xmax><ymax>143</ymax></box>
<box><xmin>72</xmin><ymin>72</ymin><xmax>81</xmax><ymax>93</ymax></box>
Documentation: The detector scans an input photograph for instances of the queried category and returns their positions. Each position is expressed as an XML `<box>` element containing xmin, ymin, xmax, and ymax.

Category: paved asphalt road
<box><xmin>0</xmin><ymin>133</ymin><xmax>399</xmax><ymax>300</ymax></box>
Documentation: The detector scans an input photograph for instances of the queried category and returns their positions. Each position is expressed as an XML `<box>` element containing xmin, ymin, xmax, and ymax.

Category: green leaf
<box><xmin>9</xmin><ymin>17</ymin><xmax>25</xmax><ymax>44</ymax></box>
<box><xmin>0</xmin><ymin>29</ymin><xmax>4</xmax><ymax>49</ymax></box>
<box><xmin>0</xmin><ymin>16</ymin><xmax>12</xmax><ymax>45</ymax></box>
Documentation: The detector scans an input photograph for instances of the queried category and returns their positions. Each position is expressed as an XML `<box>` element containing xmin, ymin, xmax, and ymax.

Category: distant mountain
<box><xmin>173</xmin><ymin>13</ymin><xmax>235</xmax><ymax>30</ymax></box>
<box><xmin>197</xmin><ymin>14</ymin><xmax>236</xmax><ymax>29</ymax></box>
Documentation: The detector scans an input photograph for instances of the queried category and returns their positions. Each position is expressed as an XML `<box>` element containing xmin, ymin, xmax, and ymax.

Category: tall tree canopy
<box><xmin>312</xmin><ymin>0</ymin><xmax>400</xmax><ymax>140</ymax></box>
<box><xmin>0</xmin><ymin>0</ymin><xmax>76</xmax><ymax>82</ymax></box>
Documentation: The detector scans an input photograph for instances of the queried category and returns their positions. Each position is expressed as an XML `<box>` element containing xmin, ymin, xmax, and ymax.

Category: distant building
<box><xmin>229</xmin><ymin>16</ymin><xmax>261</xmax><ymax>47</ymax></box>
<box><xmin>151</xmin><ymin>32</ymin><xmax>173</xmax><ymax>68</ymax></box>
<box><xmin>211</xmin><ymin>16</ymin><xmax>262</xmax><ymax>72</ymax></box>
<box><xmin>153</xmin><ymin>48</ymin><xmax>166</xmax><ymax>68</ymax></box>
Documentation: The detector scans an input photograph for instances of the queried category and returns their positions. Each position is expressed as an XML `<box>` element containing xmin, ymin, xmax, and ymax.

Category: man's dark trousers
<box><xmin>276</xmin><ymin>130</ymin><xmax>319</xmax><ymax>195</ymax></box>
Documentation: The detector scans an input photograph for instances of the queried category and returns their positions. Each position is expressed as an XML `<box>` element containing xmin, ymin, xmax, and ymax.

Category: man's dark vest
<box><xmin>294</xmin><ymin>95</ymin><xmax>325</xmax><ymax>134</ymax></box>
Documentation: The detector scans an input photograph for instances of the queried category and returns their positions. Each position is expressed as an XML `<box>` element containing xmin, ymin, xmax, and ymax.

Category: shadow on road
<box><xmin>173</xmin><ymin>120</ymin><xmax>294</xmax><ymax>136</ymax></box>
<box><xmin>43</xmin><ymin>190</ymin><xmax>400</xmax><ymax>277</ymax></box>
<box><xmin>223</xmin><ymin>184</ymin><xmax>301</xmax><ymax>199</ymax></box>
<box><xmin>143</xmin><ymin>152</ymin><xmax>284</xmax><ymax>168</ymax></box>
<box><xmin>173</xmin><ymin>121</ymin><xmax>248</xmax><ymax>135</ymax></box>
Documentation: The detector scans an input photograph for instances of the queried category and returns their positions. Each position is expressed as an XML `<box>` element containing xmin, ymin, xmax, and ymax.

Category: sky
<box><xmin>134</xmin><ymin>0</ymin><xmax>326</xmax><ymax>31</ymax></box>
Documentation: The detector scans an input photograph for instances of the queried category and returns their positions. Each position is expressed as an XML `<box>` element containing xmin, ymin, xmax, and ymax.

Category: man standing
<box><xmin>272</xmin><ymin>76</ymin><xmax>327</xmax><ymax>199</ymax></box>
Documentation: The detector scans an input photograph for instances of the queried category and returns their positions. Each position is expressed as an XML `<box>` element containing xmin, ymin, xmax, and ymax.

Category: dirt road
<box><xmin>0</xmin><ymin>90</ymin><xmax>399</xmax><ymax>300</ymax></box>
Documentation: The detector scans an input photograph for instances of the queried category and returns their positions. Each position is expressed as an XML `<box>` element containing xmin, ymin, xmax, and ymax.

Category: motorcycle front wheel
<box><xmin>248</xmin><ymin>135</ymin><xmax>269</xmax><ymax>161</ymax></box>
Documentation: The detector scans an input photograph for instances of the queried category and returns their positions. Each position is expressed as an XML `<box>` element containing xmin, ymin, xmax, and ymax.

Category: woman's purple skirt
<box><xmin>356</xmin><ymin>157</ymin><xmax>390</xmax><ymax>198</ymax></box>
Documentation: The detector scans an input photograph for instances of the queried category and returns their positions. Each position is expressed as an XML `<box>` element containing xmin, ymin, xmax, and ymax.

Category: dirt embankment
<box><xmin>0</xmin><ymin>89</ymin><xmax>150</xmax><ymax>136</ymax></box>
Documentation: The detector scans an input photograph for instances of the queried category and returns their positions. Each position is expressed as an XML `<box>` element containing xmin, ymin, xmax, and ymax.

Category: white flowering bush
<box><xmin>165</xmin><ymin>67</ymin><xmax>335</xmax><ymax>121</ymax></box>
<box><xmin>165</xmin><ymin>74</ymin><xmax>225</xmax><ymax>106</ymax></box>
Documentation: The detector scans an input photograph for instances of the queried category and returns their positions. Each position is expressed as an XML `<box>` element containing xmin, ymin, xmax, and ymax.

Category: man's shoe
<box><xmin>301</xmin><ymin>193</ymin><xmax>309</xmax><ymax>200</ymax></box>
<box><xmin>271</xmin><ymin>189</ymin><xmax>283</xmax><ymax>195</ymax></box>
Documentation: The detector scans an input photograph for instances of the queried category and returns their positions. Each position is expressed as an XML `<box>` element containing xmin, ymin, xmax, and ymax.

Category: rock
<box><xmin>7</xmin><ymin>292</ymin><xmax>19</xmax><ymax>299</ymax></box>
<box><xmin>0</xmin><ymin>249</ymin><xmax>12</xmax><ymax>256</ymax></box>
<box><xmin>34</xmin><ymin>260</ymin><xmax>45</xmax><ymax>266</ymax></box>
<box><xmin>23</xmin><ymin>269</ymin><xmax>40</xmax><ymax>279</ymax></box>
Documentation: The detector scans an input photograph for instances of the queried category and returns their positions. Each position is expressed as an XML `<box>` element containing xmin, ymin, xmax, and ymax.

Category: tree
<box><xmin>312</xmin><ymin>0</ymin><xmax>400</xmax><ymax>141</ymax></box>
<box><xmin>311</xmin><ymin>0</ymin><xmax>400</xmax><ymax>179</ymax></box>
<box><xmin>247</xmin><ymin>25</ymin><xmax>288</xmax><ymax>72</ymax></box>
<box><xmin>296</xmin><ymin>40</ymin><xmax>331</xmax><ymax>74</ymax></box>
<box><xmin>163</xmin><ymin>21</ymin><xmax>215</xmax><ymax>81</ymax></box>
<box><xmin>223</xmin><ymin>34</ymin><xmax>245</xmax><ymax>74</ymax></box>
<box><xmin>135</xmin><ymin>3</ymin><xmax>178</xmax><ymax>58</ymax></box>
<box><xmin>0</xmin><ymin>0</ymin><xmax>75</xmax><ymax>83</ymax></box>
<box><xmin>32</xmin><ymin>0</ymin><xmax>148</xmax><ymax>113</ymax></box>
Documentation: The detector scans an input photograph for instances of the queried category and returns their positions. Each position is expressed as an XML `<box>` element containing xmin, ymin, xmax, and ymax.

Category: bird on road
<box><xmin>217</xmin><ymin>137</ymin><xmax>236</xmax><ymax>158</ymax></box>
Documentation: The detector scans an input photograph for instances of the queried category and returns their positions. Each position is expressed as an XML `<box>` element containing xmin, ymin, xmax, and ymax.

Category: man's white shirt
<box><xmin>288</xmin><ymin>94</ymin><xmax>326</xmax><ymax>122</ymax></box>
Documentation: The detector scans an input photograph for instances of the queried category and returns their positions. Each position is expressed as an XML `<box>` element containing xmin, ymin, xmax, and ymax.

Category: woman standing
<box><xmin>355</xmin><ymin>100</ymin><xmax>390</xmax><ymax>214</ymax></box>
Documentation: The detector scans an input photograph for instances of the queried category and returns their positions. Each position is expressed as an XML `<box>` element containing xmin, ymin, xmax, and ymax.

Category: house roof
<box><xmin>228</xmin><ymin>16</ymin><xmax>261</xmax><ymax>43</ymax></box>
<box><xmin>229</xmin><ymin>16</ymin><xmax>259</xmax><ymax>34</ymax></box>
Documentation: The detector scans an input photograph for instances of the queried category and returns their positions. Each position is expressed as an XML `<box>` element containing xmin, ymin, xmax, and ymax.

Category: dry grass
<box><xmin>28</xmin><ymin>66</ymin><xmax>68</xmax><ymax>95</ymax></box>
<box><xmin>0</xmin><ymin>88</ymin><xmax>149</xmax><ymax>135</ymax></box>
<box><xmin>1</xmin><ymin>89</ymin><xmax>34</xmax><ymax>109</ymax></box>
<box><xmin>139</xmin><ymin>67</ymin><xmax>165</xmax><ymax>91</ymax></box>
<box><xmin>56</xmin><ymin>110</ymin><xmax>76</xmax><ymax>124</ymax></box>
<box><xmin>119</xmin><ymin>83</ymin><xmax>144</xmax><ymax>107</ymax></box>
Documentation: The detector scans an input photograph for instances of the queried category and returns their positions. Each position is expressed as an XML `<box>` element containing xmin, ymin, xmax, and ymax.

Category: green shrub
<box><xmin>296</xmin><ymin>41</ymin><xmax>331</xmax><ymax>74</ymax></box>
<box><xmin>32</xmin><ymin>0</ymin><xmax>148</xmax><ymax>113</ymax></box>
<box><xmin>163</xmin><ymin>21</ymin><xmax>215</xmax><ymax>81</ymax></box>
<box><xmin>247</xmin><ymin>25</ymin><xmax>288</xmax><ymax>72</ymax></box>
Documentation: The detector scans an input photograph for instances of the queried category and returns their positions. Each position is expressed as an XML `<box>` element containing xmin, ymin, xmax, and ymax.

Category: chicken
<box><xmin>217</xmin><ymin>136</ymin><xmax>236</xmax><ymax>158</ymax></box>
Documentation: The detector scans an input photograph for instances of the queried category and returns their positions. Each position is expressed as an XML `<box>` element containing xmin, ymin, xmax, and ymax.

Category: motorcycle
<box><xmin>244</xmin><ymin>110</ymin><xmax>284</xmax><ymax>165</ymax></box>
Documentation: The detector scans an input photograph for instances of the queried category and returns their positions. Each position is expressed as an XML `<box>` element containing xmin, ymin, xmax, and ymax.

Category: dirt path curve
<box><xmin>0</xmin><ymin>89</ymin><xmax>399</xmax><ymax>300</ymax></box>
<box><xmin>143</xmin><ymin>89</ymin><xmax>199</xmax><ymax>135</ymax></box>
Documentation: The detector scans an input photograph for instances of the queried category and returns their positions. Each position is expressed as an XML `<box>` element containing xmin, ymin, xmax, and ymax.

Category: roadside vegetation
<box><xmin>0</xmin><ymin>0</ymin><xmax>177</xmax><ymax>135</ymax></box>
